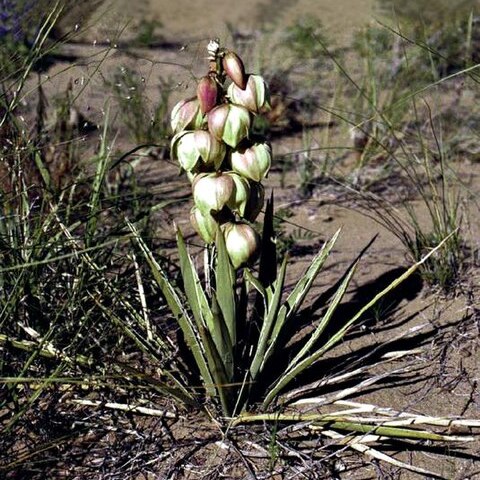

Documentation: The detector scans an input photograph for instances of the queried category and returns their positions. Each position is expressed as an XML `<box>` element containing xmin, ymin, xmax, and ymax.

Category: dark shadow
<box><xmin>249</xmin><ymin>259</ymin><xmax>426</xmax><ymax>405</ymax></box>
<box><xmin>32</xmin><ymin>52</ymin><xmax>80</xmax><ymax>72</ymax></box>
<box><xmin>271</xmin><ymin>312</ymin><xmax>472</xmax><ymax>405</ymax></box>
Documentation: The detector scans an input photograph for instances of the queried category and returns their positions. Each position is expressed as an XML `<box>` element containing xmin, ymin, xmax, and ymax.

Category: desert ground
<box><xmin>1</xmin><ymin>0</ymin><xmax>480</xmax><ymax>478</ymax></box>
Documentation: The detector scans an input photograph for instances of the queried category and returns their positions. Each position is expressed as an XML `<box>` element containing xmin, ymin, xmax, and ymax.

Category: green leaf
<box><xmin>284</xmin><ymin>260</ymin><xmax>358</xmax><ymax>373</ymax></box>
<box><xmin>249</xmin><ymin>256</ymin><xmax>288</xmax><ymax>381</ymax></box>
<box><xmin>261</xmin><ymin>230</ymin><xmax>340</xmax><ymax>370</ymax></box>
<box><xmin>176</xmin><ymin>229</ymin><xmax>233</xmax><ymax>396</ymax></box>
<box><xmin>262</xmin><ymin>233</ymin><xmax>455</xmax><ymax>408</ymax></box>
<box><xmin>284</xmin><ymin>229</ymin><xmax>341</xmax><ymax>321</ymax></box>
<box><xmin>215</xmin><ymin>229</ymin><xmax>236</xmax><ymax>347</ymax></box>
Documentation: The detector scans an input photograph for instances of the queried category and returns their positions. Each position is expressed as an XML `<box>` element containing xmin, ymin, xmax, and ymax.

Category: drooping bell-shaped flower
<box><xmin>222</xmin><ymin>222</ymin><xmax>260</xmax><ymax>269</ymax></box>
<box><xmin>193</xmin><ymin>130</ymin><xmax>226</xmax><ymax>169</ymax></box>
<box><xmin>208</xmin><ymin>103</ymin><xmax>251</xmax><ymax>148</ymax></box>
<box><xmin>226</xmin><ymin>172</ymin><xmax>250</xmax><ymax>217</ymax></box>
<box><xmin>227</xmin><ymin>74</ymin><xmax>270</xmax><ymax>114</ymax></box>
<box><xmin>171</xmin><ymin>130</ymin><xmax>226</xmax><ymax>171</ymax></box>
<box><xmin>170</xmin><ymin>97</ymin><xmax>204</xmax><ymax>134</ymax></box>
<box><xmin>171</xmin><ymin>131</ymin><xmax>200</xmax><ymax>171</ymax></box>
<box><xmin>190</xmin><ymin>206</ymin><xmax>219</xmax><ymax>244</ymax></box>
<box><xmin>193</xmin><ymin>172</ymin><xmax>235</xmax><ymax>214</ymax></box>
<box><xmin>230</xmin><ymin>141</ymin><xmax>271</xmax><ymax>182</ymax></box>
<box><xmin>222</xmin><ymin>51</ymin><xmax>247</xmax><ymax>90</ymax></box>
<box><xmin>197</xmin><ymin>75</ymin><xmax>218</xmax><ymax>114</ymax></box>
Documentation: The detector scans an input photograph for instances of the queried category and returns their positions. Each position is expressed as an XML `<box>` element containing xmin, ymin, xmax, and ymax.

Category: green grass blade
<box><xmin>93</xmin><ymin>301</ymin><xmax>196</xmax><ymax>406</ymax></box>
<box><xmin>127</xmin><ymin>221</ymin><xmax>215</xmax><ymax>396</ymax></box>
<box><xmin>249</xmin><ymin>256</ymin><xmax>288</xmax><ymax>381</ymax></box>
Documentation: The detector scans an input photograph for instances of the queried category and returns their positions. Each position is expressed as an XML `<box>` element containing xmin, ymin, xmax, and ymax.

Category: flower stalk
<box><xmin>171</xmin><ymin>40</ymin><xmax>271</xmax><ymax>269</ymax></box>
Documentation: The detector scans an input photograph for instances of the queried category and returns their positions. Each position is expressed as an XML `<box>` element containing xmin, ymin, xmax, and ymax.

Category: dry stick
<box><xmin>0</xmin><ymin>333</ymin><xmax>92</xmax><ymax>367</ymax></box>
<box><xmin>69</xmin><ymin>398</ymin><xmax>178</xmax><ymax>419</ymax></box>
<box><xmin>293</xmin><ymin>398</ymin><xmax>480</xmax><ymax>429</ymax></box>
<box><xmin>318</xmin><ymin>429</ymin><xmax>443</xmax><ymax>478</ymax></box>
<box><xmin>285</xmin><ymin>346</ymin><xmax>425</xmax><ymax>403</ymax></box>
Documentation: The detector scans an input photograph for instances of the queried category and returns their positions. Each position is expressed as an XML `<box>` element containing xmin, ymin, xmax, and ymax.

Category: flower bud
<box><xmin>171</xmin><ymin>131</ymin><xmax>200</xmax><ymax>171</ymax></box>
<box><xmin>228</xmin><ymin>74</ymin><xmax>270</xmax><ymax>114</ymax></box>
<box><xmin>197</xmin><ymin>75</ymin><xmax>218</xmax><ymax>114</ymax></box>
<box><xmin>170</xmin><ymin>97</ymin><xmax>204</xmax><ymax>134</ymax></box>
<box><xmin>226</xmin><ymin>172</ymin><xmax>250</xmax><ymax>217</ymax></box>
<box><xmin>208</xmin><ymin>103</ymin><xmax>251</xmax><ymax>148</ymax></box>
<box><xmin>222</xmin><ymin>222</ymin><xmax>260</xmax><ymax>269</ymax></box>
<box><xmin>193</xmin><ymin>130</ymin><xmax>226</xmax><ymax>169</ymax></box>
<box><xmin>193</xmin><ymin>172</ymin><xmax>235</xmax><ymax>214</ymax></box>
<box><xmin>244</xmin><ymin>182</ymin><xmax>265</xmax><ymax>221</ymax></box>
<box><xmin>222</xmin><ymin>51</ymin><xmax>247</xmax><ymax>90</ymax></box>
<box><xmin>230</xmin><ymin>142</ymin><xmax>271</xmax><ymax>182</ymax></box>
<box><xmin>190</xmin><ymin>206</ymin><xmax>219</xmax><ymax>244</ymax></box>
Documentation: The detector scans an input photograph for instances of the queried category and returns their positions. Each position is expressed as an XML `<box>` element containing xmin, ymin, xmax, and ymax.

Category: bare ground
<box><xmin>2</xmin><ymin>1</ymin><xmax>480</xmax><ymax>478</ymax></box>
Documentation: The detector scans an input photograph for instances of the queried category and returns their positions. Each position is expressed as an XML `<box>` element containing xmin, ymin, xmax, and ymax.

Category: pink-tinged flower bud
<box><xmin>227</xmin><ymin>74</ymin><xmax>271</xmax><ymax>113</ymax></box>
<box><xmin>193</xmin><ymin>172</ymin><xmax>235</xmax><ymax>214</ymax></box>
<box><xmin>171</xmin><ymin>131</ymin><xmax>200</xmax><ymax>171</ymax></box>
<box><xmin>193</xmin><ymin>130</ymin><xmax>226</xmax><ymax>169</ymax></box>
<box><xmin>226</xmin><ymin>172</ymin><xmax>250</xmax><ymax>217</ymax></box>
<box><xmin>230</xmin><ymin>142</ymin><xmax>271</xmax><ymax>182</ymax></box>
<box><xmin>190</xmin><ymin>206</ymin><xmax>219</xmax><ymax>244</ymax></box>
<box><xmin>197</xmin><ymin>75</ymin><xmax>218</xmax><ymax>114</ymax></box>
<box><xmin>170</xmin><ymin>97</ymin><xmax>204</xmax><ymax>134</ymax></box>
<box><xmin>244</xmin><ymin>182</ymin><xmax>265</xmax><ymax>221</ymax></box>
<box><xmin>222</xmin><ymin>51</ymin><xmax>247</xmax><ymax>89</ymax></box>
<box><xmin>222</xmin><ymin>222</ymin><xmax>260</xmax><ymax>269</ymax></box>
<box><xmin>207</xmin><ymin>103</ymin><xmax>251</xmax><ymax>148</ymax></box>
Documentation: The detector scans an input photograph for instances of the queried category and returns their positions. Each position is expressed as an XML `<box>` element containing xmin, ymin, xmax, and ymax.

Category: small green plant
<box><xmin>132</xmin><ymin>18</ymin><xmax>164</xmax><ymax>47</ymax></box>
<box><xmin>329</xmin><ymin>23</ymin><xmax>467</xmax><ymax>290</ymax></box>
<box><xmin>106</xmin><ymin>65</ymin><xmax>171</xmax><ymax>145</ymax></box>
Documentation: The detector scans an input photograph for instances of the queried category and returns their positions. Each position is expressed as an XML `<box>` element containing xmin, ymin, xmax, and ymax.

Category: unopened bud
<box><xmin>190</xmin><ymin>206</ymin><xmax>219</xmax><ymax>244</ymax></box>
<box><xmin>170</xmin><ymin>97</ymin><xmax>204</xmax><ymax>134</ymax></box>
<box><xmin>194</xmin><ymin>130</ymin><xmax>226</xmax><ymax>169</ymax></box>
<box><xmin>222</xmin><ymin>51</ymin><xmax>247</xmax><ymax>90</ymax></box>
<box><xmin>226</xmin><ymin>172</ymin><xmax>250</xmax><ymax>217</ymax></box>
<box><xmin>197</xmin><ymin>75</ymin><xmax>218</xmax><ymax>114</ymax></box>
<box><xmin>230</xmin><ymin>142</ymin><xmax>271</xmax><ymax>182</ymax></box>
<box><xmin>193</xmin><ymin>172</ymin><xmax>235</xmax><ymax>214</ymax></box>
<box><xmin>171</xmin><ymin>131</ymin><xmax>200</xmax><ymax>171</ymax></box>
<box><xmin>171</xmin><ymin>130</ymin><xmax>226</xmax><ymax>171</ymax></box>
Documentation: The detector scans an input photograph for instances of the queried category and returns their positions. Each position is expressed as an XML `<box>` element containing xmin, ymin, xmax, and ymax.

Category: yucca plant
<box><xmin>127</xmin><ymin>40</ymin><xmax>479</xmax><ymax>476</ymax></box>
<box><xmin>131</xmin><ymin>41</ymin><xmax>441</xmax><ymax>414</ymax></box>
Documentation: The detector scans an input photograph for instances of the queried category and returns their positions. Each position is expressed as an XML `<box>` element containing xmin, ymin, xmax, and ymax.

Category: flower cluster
<box><xmin>170</xmin><ymin>40</ymin><xmax>271</xmax><ymax>269</ymax></box>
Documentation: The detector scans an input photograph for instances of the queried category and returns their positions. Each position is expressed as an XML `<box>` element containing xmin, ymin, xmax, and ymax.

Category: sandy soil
<box><xmin>3</xmin><ymin>1</ymin><xmax>480</xmax><ymax>478</ymax></box>
<box><xmin>144</xmin><ymin>0</ymin><xmax>376</xmax><ymax>45</ymax></box>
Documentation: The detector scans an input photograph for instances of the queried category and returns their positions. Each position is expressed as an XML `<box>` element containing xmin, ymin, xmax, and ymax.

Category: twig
<box><xmin>69</xmin><ymin>398</ymin><xmax>178</xmax><ymax>419</ymax></box>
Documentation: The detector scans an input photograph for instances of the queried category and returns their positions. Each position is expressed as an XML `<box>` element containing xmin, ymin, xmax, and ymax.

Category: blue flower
<box><xmin>0</xmin><ymin>0</ymin><xmax>35</xmax><ymax>43</ymax></box>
